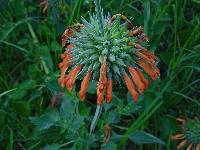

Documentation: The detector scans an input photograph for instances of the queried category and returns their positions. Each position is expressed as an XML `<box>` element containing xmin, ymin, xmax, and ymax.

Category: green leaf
<box><xmin>8</xmin><ymin>80</ymin><xmax>36</xmax><ymax>100</ymax></box>
<box><xmin>70</xmin><ymin>116</ymin><xmax>85</xmax><ymax>131</ymax></box>
<box><xmin>8</xmin><ymin>127</ymin><xmax>13</xmax><ymax>150</ymax></box>
<box><xmin>0</xmin><ymin>110</ymin><xmax>6</xmax><ymax>131</ymax></box>
<box><xmin>51</xmin><ymin>41</ymin><xmax>61</xmax><ymax>52</ymax></box>
<box><xmin>60</xmin><ymin>92</ymin><xmax>76</xmax><ymax>118</ymax></box>
<box><xmin>129</xmin><ymin>130</ymin><xmax>165</xmax><ymax>145</ymax></box>
<box><xmin>102</xmin><ymin>142</ymin><xmax>117</xmax><ymax>150</ymax></box>
<box><xmin>87</xmin><ymin>81</ymin><xmax>97</xmax><ymax>94</ymax></box>
<box><xmin>41</xmin><ymin>144</ymin><xmax>61</xmax><ymax>150</ymax></box>
<box><xmin>12</xmin><ymin>101</ymin><xmax>30</xmax><ymax>117</ymax></box>
<box><xmin>104</xmin><ymin>110</ymin><xmax>120</xmax><ymax>124</ymax></box>
<box><xmin>192</xmin><ymin>0</ymin><xmax>200</xmax><ymax>4</ymax></box>
<box><xmin>159</xmin><ymin>115</ymin><xmax>177</xmax><ymax>139</ymax></box>
<box><xmin>0</xmin><ymin>18</ymin><xmax>32</xmax><ymax>41</ymax></box>
<box><xmin>30</xmin><ymin>109</ymin><xmax>60</xmax><ymax>130</ymax></box>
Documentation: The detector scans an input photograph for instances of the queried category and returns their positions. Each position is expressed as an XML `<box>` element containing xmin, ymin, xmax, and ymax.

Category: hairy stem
<box><xmin>90</xmin><ymin>104</ymin><xmax>102</xmax><ymax>133</ymax></box>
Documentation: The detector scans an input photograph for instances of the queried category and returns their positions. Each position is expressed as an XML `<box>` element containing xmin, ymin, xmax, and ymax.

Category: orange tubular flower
<box><xmin>129</xmin><ymin>27</ymin><xmax>149</xmax><ymax>42</ymax></box>
<box><xmin>177</xmin><ymin>140</ymin><xmax>187</xmax><ymax>149</ymax></box>
<box><xmin>106</xmin><ymin>79</ymin><xmax>112</xmax><ymax>103</ymax></box>
<box><xmin>58</xmin><ymin>14</ymin><xmax>160</xmax><ymax>105</ymax></box>
<box><xmin>137</xmin><ymin>59</ymin><xmax>160</xmax><ymax>80</ymax></box>
<box><xmin>79</xmin><ymin>70</ymin><xmax>92</xmax><ymax>101</ymax></box>
<box><xmin>62</xmin><ymin>28</ymin><xmax>74</xmax><ymax>48</ymax></box>
<box><xmin>97</xmin><ymin>58</ymin><xmax>107</xmax><ymax>105</ymax></box>
<box><xmin>58</xmin><ymin>51</ymin><xmax>72</xmax><ymax>87</ymax></box>
<box><xmin>135</xmin><ymin>68</ymin><xmax>149</xmax><ymax>89</ymax></box>
<box><xmin>140</xmin><ymin>49</ymin><xmax>157</xmax><ymax>61</ymax></box>
<box><xmin>128</xmin><ymin>67</ymin><xmax>145</xmax><ymax>94</ymax></box>
<box><xmin>65</xmin><ymin>65</ymin><xmax>82</xmax><ymax>92</ymax></box>
<box><xmin>123</xmin><ymin>72</ymin><xmax>138</xmax><ymax>102</ymax></box>
<box><xmin>136</xmin><ymin>51</ymin><xmax>156</xmax><ymax>65</ymax></box>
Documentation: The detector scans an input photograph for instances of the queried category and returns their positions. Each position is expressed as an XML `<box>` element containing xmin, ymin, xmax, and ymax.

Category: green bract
<box><xmin>185</xmin><ymin>119</ymin><xmax>200</xmax><ymax>144</ymax></box>
<box><xmin>68</xmin><ymin>14</ymin><xmax>145</xmax><ymax>82</ymax></box>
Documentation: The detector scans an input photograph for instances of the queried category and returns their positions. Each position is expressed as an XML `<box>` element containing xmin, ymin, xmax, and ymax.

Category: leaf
<box><xmin>87</xmin><ymin>81</ymin><xmax>97</xmax><ymax>94</ymax></box>
<box><xmin>0</xmin><ymin>18</ymin><xmax>32</xmax><ymax>41</ymax></box>
<box><xmin>59</xmin><ymin>92</ymin><xmax>76</xmax><ymax>118</ymax></box>
<box><xmin>102</xmin><ymin>142</ymin><xmax>117</xmax><ymax>150</ymax></box>
<box><xmin>0</xmin><ymin>110</ymin><xmax>6</xmax><ymax>130</ymax></box>
<box><xmin>79</xmin><ymin>102</ymin><xmax>91</xmax><ymax>116</ymax></box>
<box><xmin>35</xmin><ymin>45</ymin><xmax>53</xmax><ymax>72</ymax></box>
<box><xmin>192</xmin><ymin>0</ymin><xmax>200</xmax><ymax>4</ymax></box>
<box><xmin>144</xmin><ymin>0</ymin><xmax>150</xmax><ymax>34</ymax></box>
<box><xmin>129</xmin><ymin>130</ymin><xmax>165</xmax><ymax>145</ymax></box>
<box><xmin>12</xmin><ymin>101</ymin><xmax>30</xmax><ymax>117</ymax></box>
<box><xmin>30</xmin><ymin>109</ymin><xmax>60</xmax><ymax>130</ymax></box>
<box><xmin>51</xmin><ymin>41</ymin><xmax>62</xmax><ymax>52</ymax></box>
<box><xmin>0</xmin><ymin>88</ymin><xmax>17</xmax><ymax>98</ymax></box>
<box><xmin>41</xmin><ymin>144</ymin><xmax>61</xmax><ymax>150</ymax></box>
<box><xmin>70</xmin><ymin>116</ymin><xmax>84</xmax><ymax>131</ymax></box>
<box><xmin>8</xmin><ymin>80</ymin><xmax>36</xmax><ymax>100</ymax></box>
<box><xmin>159</xmin><ymin>115</ymin><xmax>177</xmax><ymax>139</ymax></box>
<box><xmin>104</xmin><ymin>110</ymin><xmax>120</xmax><ymax>124</ymax></box>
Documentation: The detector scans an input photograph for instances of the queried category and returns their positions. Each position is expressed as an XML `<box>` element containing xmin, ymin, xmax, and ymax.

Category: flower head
<box><xmin>58</xmin><ymin>13</ymin><xmax>160</xmax><ymax>104</ymax></box>
<box><xmin>172</xmin><ymin>116</ymin><xmax>200</xmax><ymax>150</ymax></box>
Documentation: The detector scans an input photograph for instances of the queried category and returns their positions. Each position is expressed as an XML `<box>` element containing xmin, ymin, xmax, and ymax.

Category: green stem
<box><xmin>94</xmin><ymin>0</ymin><xmax>104</xmax><ymax>36</ymax></box>
<box><xmin>90</xmin><ymin>104</ymin><xmax>102</xmax><ymax>133</ymax></box>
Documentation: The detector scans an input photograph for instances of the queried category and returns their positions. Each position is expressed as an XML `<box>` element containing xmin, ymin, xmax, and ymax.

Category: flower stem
<box><xmin>94</xmin><ymin>0</ymin><xmax>104</xmax><ymax>36</ymax></box>
<box><xmin>90</xmin><ymin>104</ymin><xmax>102</xmax><ymax>133</ymax></box>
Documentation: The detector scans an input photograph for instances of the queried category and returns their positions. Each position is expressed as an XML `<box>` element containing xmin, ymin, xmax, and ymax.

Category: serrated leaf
<box><xmin>70</xmin><ymin>116</ymin><xmax>84</xmax><ymax>131</ymax></box>
<box><xmin>129</xmin><ymin>131</ymin><xmax>165</xmax><ymax>145</ymax></box>
<box><xmin>104</xmin><ymin>111</ymin><xmax>120</xmax><ymax>124</ymax></box>
<box><xmin>30</xmin><ymin>109</ymin><xmax>60</xmax><ymax>130</ymax></box>
<box><xmin>59</xmin><ymin>92</ymin><xmax>77</xmax><ymax>118</ymax></box>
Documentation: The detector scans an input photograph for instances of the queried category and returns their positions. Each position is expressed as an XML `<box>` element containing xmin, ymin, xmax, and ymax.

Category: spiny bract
<box><xmin>172</xmin><ymin>117</ymin><xmax>200</xmax><ymax>150</ymax></box>
<box><xmin>185</xmin><ymin>118</ymin><xmax>200</xmax><ymax>144</ymax></box>
<box><xmin>58</xmin><ymin>13</ymin><xmax>160</xmax><ymax>105</ymax></box>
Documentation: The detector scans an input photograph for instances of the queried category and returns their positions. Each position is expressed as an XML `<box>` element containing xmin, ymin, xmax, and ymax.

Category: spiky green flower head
<box><xmin>70</xmin><ymin>14</ymin><xmax>137</xmax><ymax>80</ymax></box>
<box><xmin>172</xmin><ymin>117</ymin><xmax>200</xmax><ymax>149</ymax></box>
<box><xmin>58</xmin><ymin>12</ymin><xmax>160</xmax><ymax>104</ymax></box>
<box><xmin>185</xmin><ymin>118</ymin><xmax>200</xmax><ymax>144</ymax></box>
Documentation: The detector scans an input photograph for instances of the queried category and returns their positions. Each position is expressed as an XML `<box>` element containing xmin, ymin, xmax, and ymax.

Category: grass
<box><xmin>0</xmin><ymin>0</ymin><xmax>200</xmax><ymax>149</ymax></box>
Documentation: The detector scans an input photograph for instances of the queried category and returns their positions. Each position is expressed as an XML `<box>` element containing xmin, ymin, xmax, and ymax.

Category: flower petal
<box><xmin>66</xmin><ymin>65</ymin><xmax>82</xmax><ymax>92</ymax></box>
<box><xmin>123</xmin><ymin>72</ymin><xmax>138</xmax><ymax>102</ymax></box>
<box><xmin>106</xmin><ymin>79</ymin><xmax>112</xmax><ymax>103</ymax></box>
<box><xmin>186</xmin><ymin>144</ymin><xmax>192</xmax><ymax>150</ymax></box>
<box><xmin>171</xmin><ymin>134</ymin><xmax>185</xmax><ymax>140</ymax></box>
<box><xmin>128</xmin><ymin>67</ymin><xmax>145</xmax><ymax>94</ymax></box>
<box><xmin>79</xmin><ymin>70</ymin><xmax>92</xmax><ymax>101</ymax></box>
<box><xmin>137</xmin><ymin>59</ymin><xmax>159</xmax><ymax>80</ymax></box>
<box><xmin>196</xmin><ymin>144</ymin><xmax>200</xmax><ymax>150</ymax></box>
<box><xmin>97</xmin><ymin>57</ymin><xmax>107</xmax><ymax>105</ymax></box>
<box><xmin>177</xmin><ymin>139</ymin><xmax>187</xmax><ymax>149</ymax></box>
<box><xmin>135</xmin><ymin>68</ymin><xmax>149</xmax><ymax>89</ymax></box>
<box><xmin>62</xmin><ymin>28</ymin><xmax>74</xmax><ymax>48</ymax></box>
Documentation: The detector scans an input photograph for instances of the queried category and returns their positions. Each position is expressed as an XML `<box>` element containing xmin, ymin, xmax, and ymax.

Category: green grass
<box><xmin>0</xmin><ymin>0</ymin><xmax>200</xmax><ymax>149</ymax></box>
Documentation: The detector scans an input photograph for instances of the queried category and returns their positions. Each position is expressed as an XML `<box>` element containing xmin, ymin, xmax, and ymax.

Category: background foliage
<box><xmin>0</xmin><ymin>0</ymin><xmax>200</xmax><ymax>149</ymax></box>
